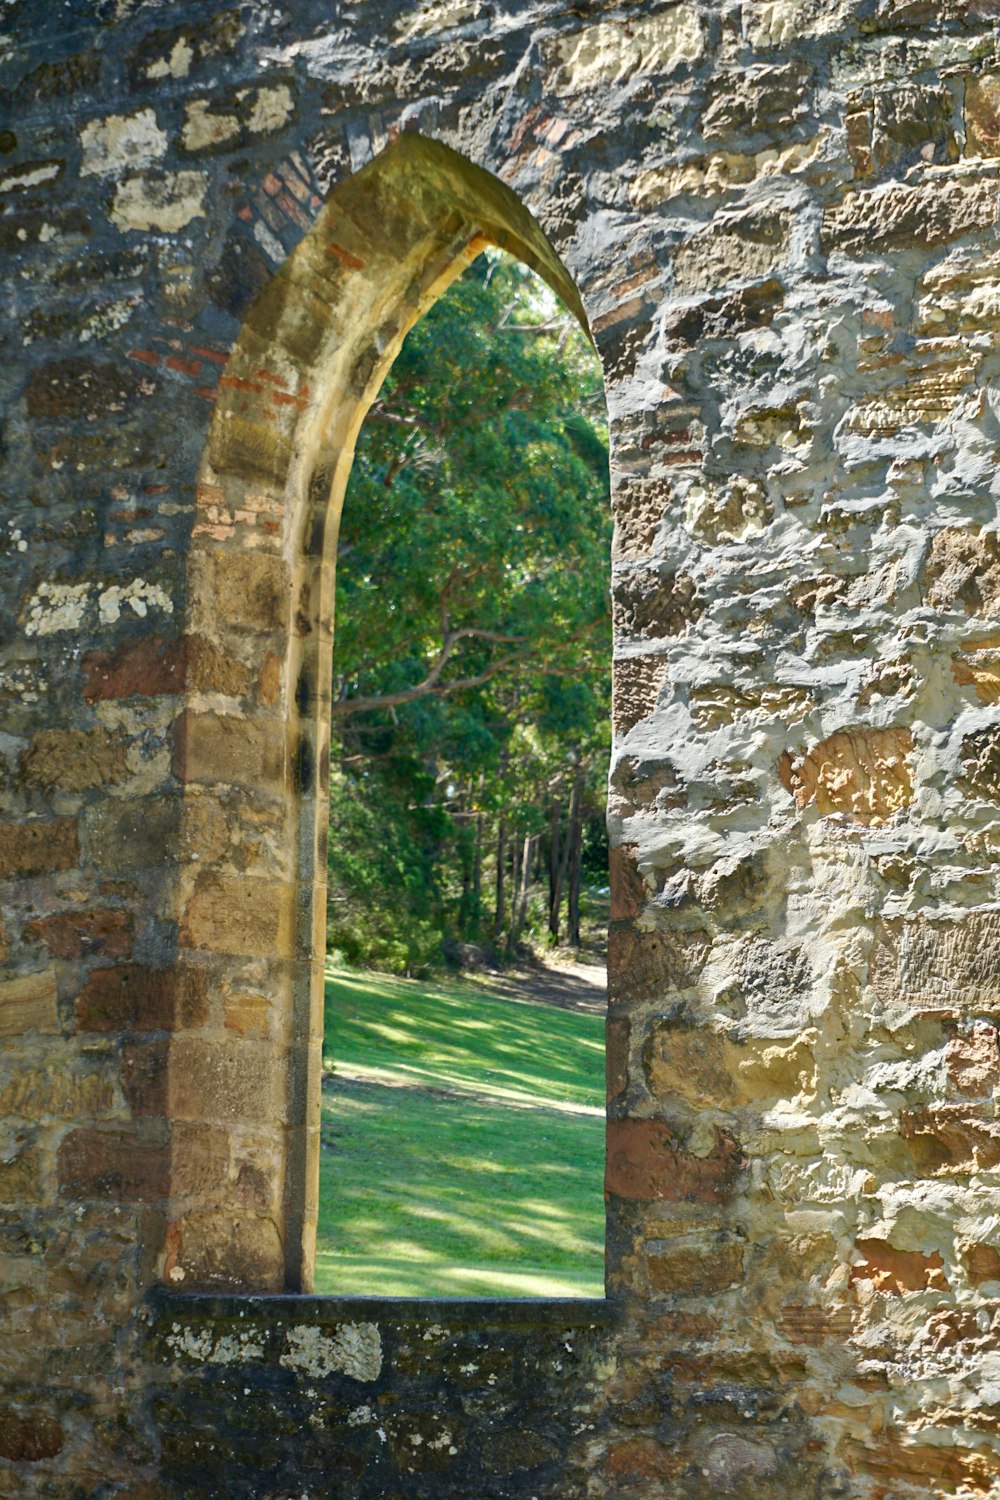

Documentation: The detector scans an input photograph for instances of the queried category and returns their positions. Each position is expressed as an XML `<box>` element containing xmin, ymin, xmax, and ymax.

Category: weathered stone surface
<box><xmin>823</xmin><ymin>177</ymin><xmax>999</xmax><ymax>253</ymax></box>
<box><xmin>21</xmin><ymin>726</ymin><xmax>130</xmax><ymax>791</ymax></box>
<box><xmin>870</xmin><ymin>911</ymin><xmax>1000</xmax><ymax>1011</ymax></box>
<box><xmin>25</xmin><ymin>908</ymin><xmax>133</xmax><ymax>960</ymax></box>
<box><xmin>605</xmin><ymin>1119</ymin><xmax>744</xmax><ymax>1203</ymax></box>
<box><xmin>779</xmin><ymin>727</ymin><xmax>914</xmax><ymax>824</ymax></box>
<box><xmin>7</xmin><ymin>2</ymin><xmax>1000</xmax><ymax>1494</ymax></box>
<box><xmin>608</xmin><ymin>925</ymin><xmax>711</xmax><ymax>1005</ymax></box>
<box><xmin>0</xmin><ymin>819</ymin><xmax>78</xmax><ymax>878</ymax></box>
<box><xmin>0</xmin><ymin>970</ymin><xmax>58</xmax><ymax>1036</ymax></box>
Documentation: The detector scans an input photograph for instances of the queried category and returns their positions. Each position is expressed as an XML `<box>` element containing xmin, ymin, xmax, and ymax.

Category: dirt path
<box><xmin>482</xmin><ymin>956</ymin><xmax>607</xmax><ymax>1014</ymax></box>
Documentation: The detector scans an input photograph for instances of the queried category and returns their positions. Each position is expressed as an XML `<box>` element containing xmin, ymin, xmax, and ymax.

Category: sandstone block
<box><xmin>945</xmin><ymin>1024</ymin><xmax>1000</xmax><ymax>1094</ymax></box>
<box><xmin>82</xmin><ymin>635</ymin><xmax>186</xmax><ymax>701</ymax></box>
<box><xmin>871</xmin><ymin>911</ymin><xmax>1000</xmax><ymax>1011</ymax></box>
<box><xmin>20</xmin><ymin>727</ymin><xmax>130</xmax><ymax>791</ymax></box>
<box><xmin>81</xmin><ymin>796</ymin><xmax>180</xmax><ymax>869</ymax></box>
<box><xmin>74</xmin><ymin>964</ymin><xmax>192</xmax><ymax>1032</ymax></box>
<box><xmin>606</xmin><ymin>1015</ymin><xmax>630</xmax><ymax>1102</ymax></box>
<box><xmin>188</xmin><ymin>550</ymin><xmax>289</xmax><ymax>633</ymax></box>
<box><xmin>58</xmin><ymin>1128</ymin><xmax>169</xmax><ymax>1202</ymax></box>
<box><xmin>0</xmin><ymin>1407</ymin><xmax>64</xmax><ymax>1462</ymax></box>
<box><xmin>164</xmin><ymin>1208</ymin><xmax>284</xmax><ymax>1290</ymax></box>
<box><xmin>0</xmin><ymin>819</ymin><xmax>78</xmax><ymax>878</ymax></box>
<box><xmin>168</xmin><ymin>1036</ymin><xmax>285</xmax><ymax>1124</ymax></box>
<box><xmin>553</xmin><ymin>9</ymin><xmax>703</xmax><ymax>93</ymax></box>
<box><xmin>607</xmin><ymin>924</ymin><xmax>711</xmax><ymax>1006</ymax></box>
<box><xmin>171</xmin><ymin>709</ymin><xmax>285</xmax><ymax>789</ymax></box>
<box><xmin>605</xmin><ymin>1118</ymin><xmax>744</xmax><ymax>1203</ymax></box>
<box><xmin>849</xmin><ymin>1237</ymin><xmax>949</xmax><ymax>1294</ymax></box>
<box><xmin>180</xmin><ymin>875</ymin><xmax>294</xmax><ymax>957</ymax></box>
<box><xmin>959</xmin><ymin>1240</ymin><xmax>1000</xmax><ymax>1285</ymax></box>
<box><xmin>673</xmin><ymin>210</ymin><xmax>790</xmax><ymax>295</ymax></box>
<box><xmin>25</xmin><ymin>908</ymin><xmax>133</xmax><ymax>960</ymax></box>
<box><xmin>645</xmin><ymin>1234</ymin><xmax>744</xmax><ymax>1294</ymax></box>
<box><xmin>611</xmin><ymin>654</ymin><xmax>668</xmax><ymax>736</ymax></box>
<box><xmin>0</xmin><ymin>970</ymin><xmax>58</xmax><ymax>1036</ymax></box>
<box><xmin>224</xmin><ymin>990</ymin><xmax>269</xmax><ymax>1038</ymax></box>
<box><xmin>823</xmin><ymin>177</ymin><xmax>998</xmax><ymax>254</ymax></box>
<box><xmin>0</xmin><ymin>1059</ymin><xmax>114</xmax><ymax>1119</ymax></box>
<box><xmin>121</xmin><ymin>1038</ymin><xmax>169</xmax><ymax>1116</ymax></box>
<box><xmin>110</xmin><ymin>171</ymin><xmax>208</xmax><ymax>233</ymax></box>
<box><xmin>779</xmin><ymin>726</ymin><xmax>913</xmax><ymax>824</ymax></box>
<box><xmin>966</xmin><ymin>76</ymin><xmax>1000</xmax><ymax>159</ymax></box>
<box><xmin>79</xmin><ymin>109</ymin><xmax>167</xmax><ymax>177</ymax></box>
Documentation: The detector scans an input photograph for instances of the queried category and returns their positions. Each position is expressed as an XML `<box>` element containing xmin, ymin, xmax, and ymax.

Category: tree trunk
<box><xmin>472</xmin><ymin>805</ymin><xmax>483</xmax><ymax>939</ymax></box>
<box><xmin>548</xmin><ymin>797</ymin><xmax>564</xmax><ymax>941</ymax></box>
<box><xmin>566</xmin><ymin>774</ymin><xmax>583</xmax><ymax>949</ymax></box>
<box><xmin>493</xmin><ymin>818</ymin><xmax>506</xmax><ymax>941</ymax></box>
<box><xmin>512</xmin><ymin>833</ymin><xmax>535</xmax><ymax>950</ymax></box>
<box><xmin>506</xmin><ymin>832</ymin><xmax>524</xmax><ymax>954</ymax></box>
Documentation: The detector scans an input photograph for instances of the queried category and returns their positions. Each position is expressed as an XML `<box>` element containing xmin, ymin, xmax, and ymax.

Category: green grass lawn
<box><xmin>317</xmin><ymin>966</ymin><xmax>606</xmax><ymax>1298</ymax></box>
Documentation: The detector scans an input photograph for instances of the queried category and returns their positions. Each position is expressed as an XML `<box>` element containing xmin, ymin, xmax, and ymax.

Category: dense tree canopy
<box><xmin>327</xmin><ymin>253</ymin><xmax>611</xmax><ymax>974</ymax></box>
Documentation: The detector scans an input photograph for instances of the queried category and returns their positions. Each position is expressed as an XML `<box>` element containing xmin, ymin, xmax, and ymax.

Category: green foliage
<box><xmin>328</xmin><ymin>251</ymin><xmax>610</xmax><ymax>972</ymax></box>
<box><xmin>316</xmin><ymin>966</ymin><xmax>605</xmax><ymax>1297</ymax></box>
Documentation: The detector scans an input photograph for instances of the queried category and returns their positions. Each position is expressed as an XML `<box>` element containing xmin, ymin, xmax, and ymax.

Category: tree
<box><xmin>326</xmin><ymin>252</ymin><xmax>610</xmax><ymax>974</ymax></box>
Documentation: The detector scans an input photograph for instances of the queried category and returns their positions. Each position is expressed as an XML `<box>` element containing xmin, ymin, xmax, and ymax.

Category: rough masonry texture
<box><xmin>3</xmin><ymin>0</ymin><xmax>1000</xmax><ymax>1496</ymax></box>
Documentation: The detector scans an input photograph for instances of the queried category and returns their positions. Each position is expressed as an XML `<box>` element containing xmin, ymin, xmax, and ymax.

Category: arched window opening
<box><xmin>316</xmin><ymin>251</ymin><xmax>610</xmax><ymax>1298</ymax></box>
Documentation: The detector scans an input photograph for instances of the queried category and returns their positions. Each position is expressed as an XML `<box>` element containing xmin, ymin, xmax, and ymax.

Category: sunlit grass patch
<box><xmin>316</xmin><ymin>968</ymin><xmax>605</xmax><ymax>1298</ymax></box>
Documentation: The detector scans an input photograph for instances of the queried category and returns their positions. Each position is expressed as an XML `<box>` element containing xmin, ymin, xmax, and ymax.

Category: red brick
<box><xmin>58</xmin><ymin>1128</ymin><xmax>169</xmax><ymax>1202</ymax></box>
<box><xmin>0</xmin><ymin>819</ymin><xmax>78</xmax><ymax>879</ymax></box>
<box><xmin>25</xmin><ymin>908</ymin><xmax>133</xmax><ymax>960</ymax></box>
<box><xmin>605</xmin><ymin>1118</ymin><xmax>744</xmax><ymax>1203</ymax></box>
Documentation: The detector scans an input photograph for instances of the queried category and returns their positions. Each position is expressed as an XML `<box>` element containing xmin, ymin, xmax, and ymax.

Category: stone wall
<box><xmin>4</xmin><ymin>0</ymin><xmax>1000</xmax><ymax>1495</ymax></box>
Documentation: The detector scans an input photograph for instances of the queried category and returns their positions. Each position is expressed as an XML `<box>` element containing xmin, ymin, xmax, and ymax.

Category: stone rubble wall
<box><xmin>2</xmin><ymin>0</ymin><xmax>1000</xmax><ymax>1495</ymax></box>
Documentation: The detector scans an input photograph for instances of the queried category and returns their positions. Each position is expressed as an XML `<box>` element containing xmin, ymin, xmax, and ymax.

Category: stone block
<box><xmin>849</xmin><ymin>1237</ymin><xmax>949</xmax><ymax>1294</ymax></box>
<box><xmin>551</xmin><ymin>10</ymin><xmax>704</xmax><ymax>93</ymax></box>
<box><xmin>24</xmin><ymin>908</ymin><xmax>133</xmax><ymax>960</ymax></box>
<box><xmin>945</xmin><ymin>1024</ymin><xmax>1000</xmax><ymax>1094</ymax></box>
<box><xmin>20</xmin><ymin>727</ymin><xmax>130</xmax><ymax>791</ymax></box>
<box><xmin>966</xmin><ymin>76</ymin><xmax>1000</xmax><ymax>159</ymax></box>
<box><xmin>823</xmin><ymin>177</ymin><xmax>998</xmax><ymax>254</ymax></box>
<box><xmin>188</xmin><ymin>550</ymin><xmax>289</xmax><ymax>633</ymax></box>
<box><xmin>171</xmin><ymin>709</ymin><xmax>285</xmax><ymax>789</ymax></box>
<box><xmin>605</xmin><ymin>1118</ymin><xmax>744</xmax><ymax>1203</ymax></box>
<box><xmin>168</xmin><ymin>1036</ymin><xmax>285</xmax><ymax>1124</ymax></box>
<box><xmin>646</xmin><ymin>1234</ymin><xmax>744</xmax><ymax>1295</ymax></box>
<box><xmin>82</xmin><ymin>635</ymin><xmax>186</xmax><ymax>701</ymax></box>
<box><xmin>81</xmin><ymin>796</ymin><xmax>180</xmax><ymax>869</ymax></box>
<box><xmin>607</xmin><ymin>924</ymin><xmax>711</xmax><ymax>1005</ymax></box>
<box><xmin>0</xmin><ymin>1407</ymin><xmax>64</xmax><ymax>1462</ymax></box>
<box><xmin>779</xmin><ymin>726</ymin><xmax>913</xmax><ymax>824</ymax></box>
<box><xmin>164</xmin><ymin>1209</ymin><xmax>284</xmax><ymax>1290</ymax></box>
<box><xmin>74</xmin><ymin>964</ymin><xmax>192</xmax><ymax>1032</ymax></box>
<box><xmin>0</xmin><ymin>819</ymin><xmax>78</xmax><ymax>878</ymax></box>
<box><xmin>606</xmin><ymin>1015</ymin><xmax>630</xmax><ymax>1102</ymax></box>
<box><xmin>57</xmin><ymin>1128</ymin><xmax>170</xmax><ymax>1203</ymax></box>
<box><xmin>0</xmin><ymin>970</ymin><xmax>58</xmax><ymax>1036</ymax></box>
<box><xmin>0</xmin><ymin>1057</ymin><xmax>114</xmax><ymax>1119</ymax></box>
<box><xmin>121</xmin><ymin>1038</ymin><xmax>170</xmax><ymax>1117</ymax></box>
<box><xmin>180</xmin><ymin>875</ymin><xmax>294</xmax><ymax>957</ymax></box>
<box><xmin>870</xmin><ymin>911</ymin><xmax>1000</xmax><ymax>1011</ymax></box>
<box><xmin>959</xmin><ymin>1240</ymin><xmax>1000</xmax><ymax>1285</ymax></box>
<box><xmin>611</xmin><ymin>654</ymin><xmax>668</xmax><ymax>736</ymax></box>
<box><xmin>673</xmin><ymin>210</ymin><xmax>790</xmax><ymax>295</ymax></box>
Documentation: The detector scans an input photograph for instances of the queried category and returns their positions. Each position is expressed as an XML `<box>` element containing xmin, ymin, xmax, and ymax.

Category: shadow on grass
<box><xmin>318</xmin><ymin>969</ymin><xmax>606</xmax><ymax>1298</ymax></box>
